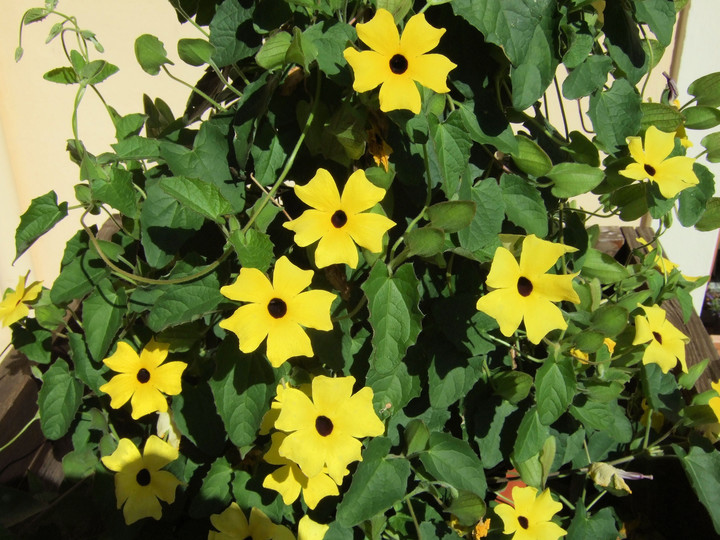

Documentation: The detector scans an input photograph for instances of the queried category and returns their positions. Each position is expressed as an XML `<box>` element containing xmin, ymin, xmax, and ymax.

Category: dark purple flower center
<box><xmin>518</xmin><ymin>516</ymin><xmax>529</xmax><ymax>529</ymax></box>
<box><xmin>267</xmin><ymin>298</ymin><xmax>287</xmax><ymax>319</ymax></box>
<box><xmin>517</xmin><ymin>277</ymin><xmax>533</xmax><ymax>297</ymax></box>
<box><xmin>331</xmin><ymin>210</ymin><xmax>348</xmax><ymax>228</ymax></box>
<box><xmin>315</xmin><ymin>415</ymin><xmax>334</xmax><ymax>436</ymax></box>
<box><xmin>389</xmin><ymin>54</ymin><xmax>408</xmax><ymax>74</ymax></box>
<box><xmin>653</xmin><ymin>331</ymin><xmax>663</xmax><ymax>344</ymax></box>
<box><xmin>137</xmin><ymin>368</ymin><xmax>151</xmax><ymax>384</ymax></box>
<box><xmin>136</xmin><ymin>468</ymin><xmax>151</xmax><ymax>486</ymax></box>
<box><xmin>644</xmin><ymin>164</ymin><xmax>656</xmax><ymax>176</ymax></box>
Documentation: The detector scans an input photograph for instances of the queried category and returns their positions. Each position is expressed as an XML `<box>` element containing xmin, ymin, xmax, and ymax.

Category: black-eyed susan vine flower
<box><xmin>219</xmin><ymin>256</ymin><xmax>337</xmax><ymax>367</ymax></box>
<box><xmin>263</xmin><ymin>432</ymin><xmax>341</xmax><ymax>509</ymax></box>
<box><xmin>495</xmin><ymin>486</ymin><xmax>567</xmax><ymax>540</ymax></box>
<box><xmin>632</xmin><ymin>304</ymin><xmax>689</xmax><ymax>373</ymax></box>
<box><xmin>100</xmin><ymin>436</ymin><xmax>181</xmax><ymax>525</ymax></box>
<box><xmin>274</xmin><ymin>375</ymin><xmax>385</xmax><ymax>483</ymax></box>
<box><xmin>283</xmin><ymin>169</ymin><xmax>395</xmax><ymax>269</ymax></box>
<box><xmin>0</xmin><ymin>273</ymin><xmax>42</xmax><ymax>327</ymax></box>
<box><xmin>343</xmin><ymin>8</ymin><xmax>456</xmax><ymax>114</ymax></box>
<box><xmin>710</xmin><ymin>381</ymin><xmax>720</xmax><ymax>422</ymax></box>
<box><xmin>100</xmin><ymin>340</ymin><xmax>186</xmax><ymax>420</ymax></box>
<box><xmin>619</xmin><ymin>125</ymin><xmax>699</xmax><ymax>199</ymax></box>
<box><xmin>208</xmin><ymin>503</ymin><xmax>294</xmax><ymax>540</ymax></box>
<box><xmin>475</xmin><ymin>235</ymin><xmax>580</xmax><ymax>344</ymax></box>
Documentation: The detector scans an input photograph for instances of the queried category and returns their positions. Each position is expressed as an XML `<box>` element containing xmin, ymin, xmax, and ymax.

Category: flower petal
<box><xmin>273</xmin><ymin>256</ymin><xmax>313</xmax><ymax>299</ymax></box>
<box><xmin>294</xmin><ymin>168</ymin><xmax>342</xmax><ymax>213</ymax></box>
<box><xmin>302</xmin><ymin>472</ymin><xmax>339</xmax><ymax>509</ymax></box>
<box><xmin>150</xmin><ymin>361</ymin><xmax>186</xmax><ymax>396</ymax></box>
<box><xmin>151</xmin><ymin>470</ymin><xmax>181</xmax><ymax>504</ymax></box>
<box><xmin>275</xmin><ymin>387</ymin><xmax>318</xmax><ymax>433</ymax></box>
<box><xmin>263</xmin><ymin>464</ymin><xmax>302</xmax><ymax>505</ymax></box>
<box><xmin>626</xmin><ymin>135</ymin><xmax>646</xmax><ymax>164</ymax></box>
<box><xmin>345</xmin><ymin>212</ymin><xmax>395</xmax><ymax>253</ymax></box>
<box><xmin>531</xmin><ymin>488</ymin><xmax>563</xmax><ymax>521</ymax></box>
<box><xmin>643</xmin><ymin>125</ymin><xmax>675</xmax><ymax>164</ymax></box>
<box><xmin>104</xmin><ymin>342</ymin><xmax>141</xmax><ymax>374</ymax></box>
<box><xmin>341</xmin><ymin>169</ymin><xmax>388</xmax><ymax>215</ymax></box>
<box><xmin>336</xmin><ymin>387</ymin><xmax>385</xmax><ymax>438</ymax></box>
<box><xmin>287</xmin><ymin>290</ymin><xmax>336</xmax><ymax>331</ymax></box>
<box><xmin>522</xmin><ymin>295</ymin><xmax>568</xmax><ymax>344</ymax></box>
<box><xmin>315</xmin><ymin>227</ymin><xmax>359</xmax><ymax>268</ymax></box>
<box><xmin>531</xmin><ymin>272</ymin><xmax>580</xmax><ymax>304</ymax></box>
<box><xmin>378</xmin><ymin>75</ymin><xmax>422</xmax><ymax>114</ymax></box>
<box><xmin>476</xmin><ymin>288</ymin><xmax>524</xmax><ymax>338</ymax></box>
<box><xmin>356</xmin><ymin>8</ymin><xmax>399</xmax><ymax>57</ymax></box>
<box><xmin>284</xmin><ymin>209</ymin><xmax>331</xmax><ymax>247</ymax></box>
<box><xmin>400</xmin><ymin>12</ymin><xmax>445</xmax><ymax>56</ymax></box>
<box><xmin>494</xmin><ymin>503</ymin><xmax>519</xmax><ymax>534</ymax></box>
<box><xmin>211</xmin><ymin>503</ymin><xmax>250</xmax><ymax>537</ymax></box>
<box><xmin>279</xmin><ymin>429</ymin><xmax>328</xmax><ymax>481</ymax></box>
<box><xmin>219</xmin><ymin>303</ymin><xmax>271</xmax><ymax>354</ymax></box>
<box><xmin>220</xmin><ymin>268</ymin><xmax>274</xmax><ymax>304</ymax></box>
<box><xmin>129</xmin><ymin>384</ymin><xmax>169</xmax><ymax>419</ymax></box>
<box><xmin>143</xmin><ymin>435</ymin><xmax>180</xmax><ymax>471</ymax></box>
<box><xmin>100</xmin><ymin>373</ymin><xmax>137</xmax><ymax>410</ymax></box>
<box><xmin>519</xmin><ymin>235</ymin><xmax>577</xmax><ymax>276</ymax></box>
<box><xmin>642</xmin><ymin>339</ymin><xmax>677</xmax><ymax>373</ymax></box>
<box><xmin>266</xmin><ymin>319</ymin><xmax>314</xmax><ymax>366</ymax></box>
<box><xmin>407</xmin><ymin>53</ymin><xmax>455</xmax><ymax>93</ymax></box>
<box><xmin>101</xmin><ymin>438</ymin><xmax>142</xmax><ymax>472</ymax></box>
<box><xmin>485</xmin><ymin>247</ymin><xmax>521</xmax><ymax>290</ymax></box>
<box><xmin>343</xmin><ymin>49</ymin><xmax>390</xmax><ymax>93</ymax></box>
<box><xmin>323</xmin><ymin>433</ymin><xmax>363</xmax><ymax>483</ymax></box>
<box><xmin>653</xmin><ymin>156</ymin><xmax>699</xmax><ymax>198</ymax></box>
<box><xmin>122</xmin><ymin>488</ymin><xmax>162</xmax><ymax>524</ymax></box>
<box><xmin>619</xmin><ymin>162</ymin><xmax>651</xmax><ymax>181</ymax></box>
<box><xmin>139</xmin><ymin>339</ymin><xmax>170</xmax><ymax>370</ymax></box>
<box><xmin>312</xmin><ymin>375</ymin><xmax>356</xmax><ymax>413</ymax></box>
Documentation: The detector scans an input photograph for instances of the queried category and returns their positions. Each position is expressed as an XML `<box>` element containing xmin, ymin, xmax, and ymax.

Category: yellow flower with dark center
<box><xmin>263</xmin><ymin>432</ymin><xmax>341</xmax><ymax>509</ymax></box>
<box><xmin>208</xmin><ymin>503</ymin><xmax>294</xmax><ymax>540</ymax></box>
<box><xmin>343</xmin><ymin>9</ymin><xmax>456</xmax><ymax>114</ymax></box>
<box><xmin>101</xmin><ymin>436</ymin><xmax>181</xmax><ymax>525</ymax></box>
<box><xmin>475</xmin><ymin>235</ymin><xmax>580</xmax><ymax>344</ymax></box>
<box><xmin>100</xmin><ymin>340</ymin><xmax>186</xmax><ymax>420</ymax></box>
<box><xmin>495</xmin><ymin>486</ymin><xmax>567</xmax><ymax>540</ymax></box>
<box><xmin>219</xmin><ymin>256</ymin><xmax>337</xmax><ymax>367</ymax></box>
<box><xmin>0</xmin><ymin>273</ymin><xmax>42</xmax><ymax>327</ymax></box>
<box><xmin>632</xmin><ymin>304</ymin><xmax>689</xmax><ymax>373</ymax></box>
<box><xmin>275</xmin><ymin>375</ymin><xmax>385</xmax><ymax>483</ymax></box>
<box><xmin>619</xmin><ymin>125</ymin><xmax>699</xmax><ymax>198</ymax></box>
<box><xmin>283</xmin><ymin>169</ymin><xmax>395</xmax><ymax>269</ymax></box>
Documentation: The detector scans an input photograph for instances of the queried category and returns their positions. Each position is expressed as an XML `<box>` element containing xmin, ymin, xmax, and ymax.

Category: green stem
<box><xmin>584</xmin><ymin>490</ymin><xmax>607</xmax><ymax>512</ymax></box>
<box><xmin>332</xmin><ymin>295</ymin><xmax>368</xmax><ymax>322</ymax></box>
<box><xmin>161</xmin><ymin>65</ymin><xmax>225</xmax><ymax>111</ymax></box>
<box><xmin>553</xmin><ymin>76</ymin><xmax>570</xmax><ymax>140</ymax></box>
<box><xmin>244</xmin><ymin>69</ymin><xmax>323</xmax><ymax>232</ymax></box>
<box><xmin>209</xmin><ymin>60</ymin><xmax>244</xmax><ymax>100</ymax></box>
<box><xmin>406</xmin><ymin>499</ymin><xmax>423</xmax><ymax>540</ymax></box>
<box><xmin>555</xmin><ymin>492</ymin><xmax>576</xmax><ymax>511</ymax></box>
<box><xmin>0</xmin><ymin>412</ymin><xmax>40</xmax><ymax>453</ymax></box>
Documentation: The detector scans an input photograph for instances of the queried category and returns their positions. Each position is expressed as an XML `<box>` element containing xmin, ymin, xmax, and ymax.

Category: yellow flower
<box><xmin>283</xmin><ymin>169</ymin><xmax>395</xmax><ymax>269</ymax></box>
<box><xmin>275</xmin><ymin>375</ymin><xmax>385</xmax><ymax>483</ymax></box>
<box><xmin>219</xmin><ymin>256</ymin><xmax>337</xmax><ymax>367</ymax></box>
<box><xmin>208</xmin><ymin>503</ymin><xmax>294</xmax><ymax>540</ymax></box>
<box><xmin>709</xmin><ymin>381</ymin><xmax>720</xmax><ymax>423</ymax></box>
<box><xmin>632</xmin><ymin>304</ymin><xmax>689</xmax><ymax>373</ymax></box>
<box><xmin>101</xmin><ymin>436</ymin><xmax>181</xmax><ymax>525</ymax></box>
<box><xmin>495</xmin><ymin>486</ymin><xmax>567</xmax><ymax>540</ymax></box>
<box><xmin>100</xmin><ymin>340</ymin><xmax>186</xmax><ymax>420</ymax></box>
<box><xmin>619</xmin><ymin>125</ymin><xmax>699</xmax><ymax>198</ymax></box>
<box><xmin>298</xmin><ymin>515</ymin><xmax>329</xmax><ymax>540</ymax></box>
<box><xmin>0</xmin><ymin>273</ymin><xmax>42</xmax><ymax>327</ymax></box>
<box><xmin>475</xmin><ymin>235</ymin><xmax>580</xmax><ymax>344</ymax></box>
<box><xmin>603</xmin><ymin>337</ymin><xmax>616</xmax><ymax>355</ymax></box>
<box><xmin>473</xmin><ymin>518</ymin><xmax>491</xmax><ymax>539</ymax></box>
<box><xmin>343</xmin><ymin>9</ymin><xmax>456</xmax><ymax>114</ymax></box>
<box><xmin>639</xmin><ymin>398</ymin><xmax>664</xmax><ymax>432</ymax></box>
<box><xmin>263</xmin><ymin>432</ymin><xmax>341</xmax><ymax>509</ymax></box>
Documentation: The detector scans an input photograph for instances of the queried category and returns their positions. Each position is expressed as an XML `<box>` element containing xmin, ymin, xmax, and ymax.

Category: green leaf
<box><xmin>366</xmin><ymin>361</ymin><xmax>421</xmax><ymax>414</ymax></box>
<box><xmin>427</xmin><ymin>201</ymin><xmax>476</xmax><ymax>233</ymax></box>
<box><xmin>303</xmin><ymin>21</ymin><xmax>355</xmax><ymax>78</ymax></box>
<box><xmin>208</xmin><ymin>340</ymin><xmax>276</xmax><ymax>448</ymax></box>
<box><xmin>377</xmin><ymin>0</ymin><xmax>412</xmax><ymax>21</ymax></box>
<box><xmin>134</xmin><ymin>34</ymin><xmax>173</xmax><ymax>75</ymax></box>
<box><xmin>419</xmin><ymin>432</ymin><xmax>486</xmax><ymax>496</ymax></box>
<box><xmin>81</xmin><ymin>60</ymin><xmax>119</xmax><ymax>84</ymax></box>
<box><xmin>603</xmin><ymin>1</ymin><xmax>648</xmax><ymax>85</ymax></box>
<box><xmin>172</xmin><ymin>382</ymin><xmax>227</xmax><ymax>457</ymax></box>
<box><xmin>428</xmin><ymin>112</ymin><xmax>472</xmax><ymax>198</ymax></box>
<box><xmin>701</xmin><ymin>132</ymin><xmax>720</xmax><ymax>162</ymax></box>
<box><xmin>695</xmin><ymin>198</ymin><xmax>720</xmax><ymax>231</ymax></box>
<box><xmin>513</xmin><ymin>408</ymin><xmax>549</xmax><ymax>462</ymax></box>
<box><xmin>92</xmin><ymin>167</ymin><xmax>140</xmax><ymax>218</ymax></box>
<box><xmin>82</xmin><ymin>280</ymin><xmax>126</xmax><ymax>362</ymax></box>
<box><xmin>678</xmin><ymin>446</ymin><xmax>720</xmax><ymax>534</ymax></box>
<box><xmin>640</xmin><ymin>102</ymin><xmax>684</xmax><ymax>132</ymax></box>
<box><xmin>563</xmin><ymin>55</ymin><xmax>612</xmax><ymax>100</ymax></box>
<box><xmin>255</xmin><ymin>31</ymin><xmax>291</xmax><ymax>71</ymax></box>
<box><xmin>404</xmin><ymin>419</ymin><xmax>430</xmax><ymax>456</ymax></box>
<box><xmin>250</xmin><ymin>121</ymin><xmax>290</xmax><ymax>187</ymax></box>
<box><xmin>590</xmin><ymin>304</ymin><xmax>628</xmax><ymax>336</ymax></box>
<box><xmin>12</xmin><ymin>319</ymin><xmax>52</xmax><ymax>364</ymax></box>
<box><xmin>535</xmin><ymin>358</ymin><xmax>576</xmax><ymax>425</ymax></box>
<box><xmin>564</xmin><ymin>131</ymin><xmax>600</xmax><ymax>167</ymax></box>
<box><xmin>147</xmin><ymin>275</ymin><xmax>224</xmax><ymax>332</ymax></box>
<box><xmin>50</xmin><ymin>249</ymin><xmax>110</xmax><ymax>304</ymax></box>
<box><xmin>177</xmin><ymin>38</ymin><xmax>215</xmax><ymax>66</ymax></box>
<box><xmin>683</xmin><ymin>106</ymin><xmax>720</xmax><ymax>129</ymax></box>
<box><xmin>43</xmin><ymin>66</ymin><xmax>79</xmax><ymax>84</ymax></box>
<box><xmin>446</xmin><ymin>491</ymin><xmax>487</xmax><ymax>527</ymax></box>
<box><xmin>430</xmin><ymin>354</ymin><xmax>485</xmax><ymax>409</ymax></box>
<box><xmin>547</xmin><ymin>162</ymin><xmax>604</xmax><ymax>198</ymax></box>
<box><xmin>678</xmin><ymin>163</ymin><xmax>714</xmax><ymax>227</ymax></box>
<box><xmin>361</xmin><ymin>263</ymin><xmax>422</xmax><ymax>374</ymax></box>
<box><xmin>159</xmin><ymin>176</ymin><xmax>234</xmax><ymax>223</ymax></box>
<box><xmin>113</xmin><ymin>113</ymin><xmax>147</xmax><ymax>141</ymax></box>
<box><xmin>68</xmin><ymin>332</ymin><xmax>107</xmax><ymax>394</ymax></box>
<box><xmin>634</xmin><ymin>0</ymin><xmax>676</xmax><ymax>46</ymax></box>
<box><xmin>336</xmin><ymin>438</ymin><xmax>411</xmax><ymax>527</ymax></box>
<box><xmin>491</xmin><ymin>371</ymin><xmax>533</xmax><ymax>404</ymax></box>
<box><xmin>405</xmin><ymin>227</ymin><xmax>445</xmax><ymax>257</ymax></box>
<box><xmin>688</xmin><ymin>72</ymin><xmax>720</xmax><ymax>107</ymax></box>
<box><xmin>500</xmin><ymin>174</ymin><xmax>548</xmax><ymax>237</ymax></box>
<box><xmin>23</xmin><ymin>8</ymin><xmax>48</xmax><ymax>24</ymax></box>
<box><xmin>285</xmin><ymin>27</ymin><xmax>318</xmax><ymax>73</ymax></box>
<box><xmin>588</xmin><ymin>79</ymin><xmax>642</xmax><ymax>154</ymax></box>
<box><xmin>189</xmin><ymin>456</ymin><xmax>233</xmax><ymax>517</ymax></box>
<box><xmin>110</xmin><ymin>135</ymin><xmax>161</xmax><ymax>160</ymax></box>
<box><xmin>209</xmin><ymin>0</ymin><xmax>259</xmax><ymax>67</ymax></box>
<box><xmin>37</xmin><ymin>359</ymin><xmax>83</xmax><ymax>440</ymax></box>
<box><xmin>562</xmin><ymin>31</ymin><xmax>594</xmax><ymax>69</ymax></box>
<box><xmin>570</xmin><ymin>399</ymin><xmax>631</xmax><ymax>442</ymax></box>
<box><xmin>510</xmin><ymin>25</ymin><xmax>555</xmax><ymax>110</ymax></box>
<box><xmin>678</xmin><ymin>358</ymin><xmax>709</xmax><ymax>390</ymax></box>
<box><xmin>580</xmin><ymin>248</ymin><xmax>629</xmax><ymax>283</ymax></box>
<box><xmin>457</xmin><ymin>101</ymin><xmax>517</xmax><ymax>154</ymax></box>
<box><xmin>511</xmin><ymin>136</ymin><xmax>552</xmax><ymax>177</ymax></box>
<box><xmin>566</xmin><ymin>503</ymin><xmax>619</xmax><ymax>540</ymax></box>
<box><xmin>228</xmin><ymin>229</ymin><xmax>275</xmax><ymax>272</ymax></box>
<box><xmin>457</xmin><ymin>179</ymin><xmax>505</xmax><ymax>256</ymax></box>
<box><xmin>15</xmin><ymin>191</ymin><xmax>68</xmax><ymax>261</ymax></box>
